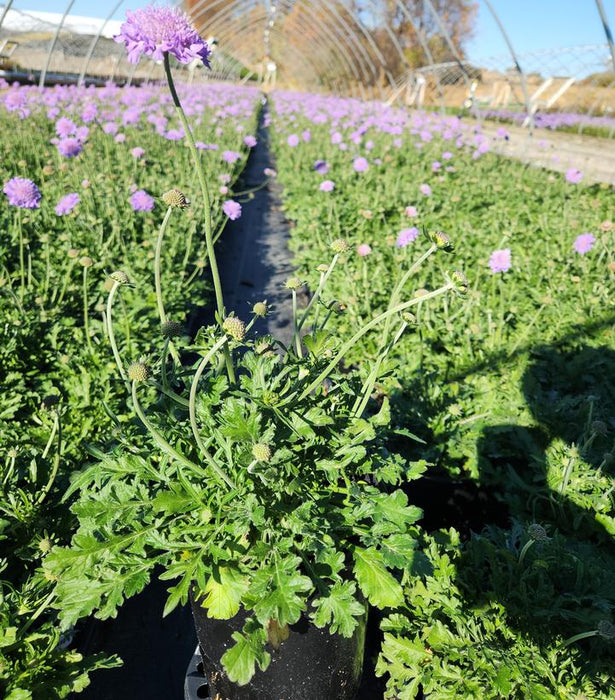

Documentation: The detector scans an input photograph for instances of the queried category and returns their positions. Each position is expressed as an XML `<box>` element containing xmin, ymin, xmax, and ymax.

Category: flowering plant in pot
<box><xmin>45</xmin><ymin>6</ymin><xmax>467</xmax><ymax>698</ymax></box>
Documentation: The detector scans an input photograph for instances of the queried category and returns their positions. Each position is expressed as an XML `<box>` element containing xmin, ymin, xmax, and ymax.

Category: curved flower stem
<box><xmin>155</xmin><ymin>206</ymin><xmax>173</xmax><ymax>325</ymax></box>
<box><xmin>517</xmin><ymin>539</ymin><xmax>535</xmax><ymax>566</ymax></box>
<box><xmin>297</xmin><ymin>254</ymin><xmax>339</xmax><ymax>334</ymax></box>
<box><xmin>16</xmin><ymin>210</ymin><xmax>25</xmax><ymax>301</ymax></box>
<box><xmin>164</xmin><ymin>53</ymin><xmax>234</xmax><ymax>383</ymax></box>
<box><xmin>188</xmin><ymin>336</ymin><xmax>236</xmax><ymax>490</ymax></box>
<box><xmin>559</xmin><ymin>630</ymin><xmax>599</xmax><ymax>648</ymax></box>
<box><xmin>292</xmin><ymin>290</ymin><xmax>302</xmax><ymax>357</ymax></box>
<box><xmin>106</xmin><ymin>281</ymin><xmax>127</xmax><ymax>382</ymax></box>
<box><xmin>296</xmin><ymin>283</ymin><xmax>454</xmax><ymax>403</ymax></box>
<box><xmin>132</xmin><ymin>380</ymin><xmax>205</xmax><ymax>475</ymax></box>
<box><xmin>37</xmin><ymin>411</ymin><xmax>62</xmax><ymax>506</ymax></box>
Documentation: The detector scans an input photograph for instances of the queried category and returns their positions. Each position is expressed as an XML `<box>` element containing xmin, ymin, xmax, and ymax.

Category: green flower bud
<box><xmin>68</xmin><ymin>248</ymin><xmax>80</xmax><ymax>259</ymax></box>
<box><xmin>110</xmin><ymin>271</ymin><xmax>129</xmax><ymax>286</ymax></box>
<box><xmin>285</xmin><ymin>276</ymin><xmax>303</xmax><ymax>291</ymax></box>
<box><xmin>252</xmin><ymin>443</ymin><xmax>272</xmax><ymax>463</ymax></box>
<box><xmin>591</xmin><ymin>420</ymin><xmax>608</xmax><ymax>436</ymax></box>
<box><xmin>330</xmin><ymin>238</ymin><xmax>349</xmax><ymax>254</ymax></box>
<box><xmin>429</xmin><ymin>231</ymin><xmax>454</xmax><ymax>252</ymax></box>
<box><xmin>316</xmin><ymin>264</ymin><xmax>329</xmax><ymax>274</ymax></box>
<box><xmin>162</xmin><ymin>188</ymin><xmax>190</xmax><ymax>209</ymax></box>
<box><xmin>597</xmin><ymin>620</ymin><xmax>615</xmax><ymax>640</ymax></box>
<box><xmin>161</xmin><ymin>320</ymin><xmax>182</xmax><ymax>339</ymax></box>
<box><xmin>223</xmin><ymin>316</ymin><xmax>246</xmax><ymax>342</ymax></box>
<box><xmin>451</xmin><ymin>270</ymin><xmax>468</xmax><ymax>294</ymax></box>
<box><xmin>79</xmin><ymin>256</ymin><xmax>93</xmax><ymax>268</ymax></box>
<box><xmin>128</xmin><ymin>362</ymin><xmax>150</xmax><ymax>382</ymax></box>
<box><xmin>528</xmin><ymin>523</ymin><xmax>548</xmax><ymax>542</ymax></box>
<box><xmin>255</xmin><ymin>337</ymin><xmax>274</xmax><ymax>354</ymax></box>
<box><xmin>252</xmin><ymin>301</ymin><xmax>269</xmax><ymax>317</ymax></box>
<box><xmin>38</xmin><ymin>537</ymin><xmax>53</xmax><ymax>554</ymax></box>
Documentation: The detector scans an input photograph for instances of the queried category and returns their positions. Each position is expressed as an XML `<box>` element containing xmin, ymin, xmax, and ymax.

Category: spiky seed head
<box><xmin>161</xmin><ymin>319</ymin><xmax>182</xmax><ymax>339</ymax></box>
<box><xmin>252</xmin><ymin>301</ymin><xmax>269</xmax><ymax>317</ymax></box>
<box><xmin>7</xmin><ymin>447</ymin><xmax>18</xmax><ymax>459</ymax></box>
<box><xmin>528</xmin><ymin>523</ymin><xmax>548</xmax><ymax>542</ymax></box>
<box><xmin>252</xmin><ymin>443</ymin><xmax>271</xmax><ymax>463</ymax></box>
<box><xmin>331</xmin><ymin>300</ymin><xmax>346</xmax><ymax>315</ymax></box>
<box><xmin>429</xmin><ymin>230</ymin><xmax>454</xmax><ymax>252</ymax></box>
<box><xmin>223</xmin><ymin>316</ymin><xmax>246</xmax><ymax>342</ymax></box>
<box><xmin>598</xmin><ymin>620</ymin><xmax>615</xmax><ymax>640</ymax></box>
<box><xmin>38</xmin><ymin>537</ymin><xmax>53</xmax><ymax>554</ymax></box>
<box><xmin>591</xmin><ymin>420</ymin><xmax>608</xmax><ymax>436</ymax></box>
<box><xmin>42</xmin><ymin>165</ymin><xmax>55</xmax><ymax>176</ymax></box>
<box><xmin>451</xmin><ymin>270</ymin><xmax>468</xmax><ymax>293</ymax></box>
<box><xmin>196</xmin><ymin>259</ymin><xmax>206</xmax><ymax>269</ymax></box>
<box><xmin>79</xmin><ymin>256</ymin><xmax>93</xmax><ymax>268</ymax></box>
<box><xmin>402</xmin><ymin>312</ymin><xmax>417</xmax><ymax>324</ymax></box>
<box><xmin>316</xmin><ymin>264</ymin><xmax>329</xmax><ymax>274</ymax></box>
<box><xmin>331</xmin><ymin>238</ymin><xmax>349</xmax><ymax>254</ymax></box>
<box><xmin>68</xmin><ymin>248</ymin><xmax>80</xmax><ymax>259</ymax></box>
<box><xmin>110</xmin><ymin>270</ymin><xmax>129</xmax><ymax>286</ymax></box>
<box><xmin>128</xmin><ymin>361</ymin><xmax>149</xmax><ymax>382</ymax></box>
<box><xmin>162</xmin><ymin>188</ymin><xmax>190</xmax><ymax>209</ymax></box>
<box><xmin>285</xmin><ymin>276</ymin><xmax>303</xmax><ymax>290</ymax></box>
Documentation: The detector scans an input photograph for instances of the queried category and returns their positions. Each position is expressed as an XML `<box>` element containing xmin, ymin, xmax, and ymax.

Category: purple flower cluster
<box><xmin>573</xmin><ymin>233</ymin><xmax>595</xmax><ymax>254</ymax></box>
<box><xmin>223</xmin><ymin>199</ymin><xmax>242</xmax><ymax>220</ymax></box>
<box><xmin>3</xmin><ymin>177</ymin><xmax>41</xmax><ymax>209</ymax></box>
<box><xmin>130</xmin><ymin>189</ymin><xmax>155</xmax><ymax>212</ymax></box>
<box><xmin>55</xmin><ymin>192</ymin><xmax>80</xmax><ymax>215</ymax></box>
<box><xmin>115</xmin><ymin>5</ymin><xmax>211</xmax><ymax>66</ymax></box>
<box><xmin>489</xmin><ymin>248</ymin><xmax>512</xmax><ymax>273</ymax></box>
<box><xmin>396</xmin><ymin>227</ymin><xmax>419</xmax><ymax>248</ymax></box>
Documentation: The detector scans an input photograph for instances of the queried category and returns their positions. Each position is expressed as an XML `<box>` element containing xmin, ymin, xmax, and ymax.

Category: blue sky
<box><xmin>10</xmin><ymin>0</ymin><xmax>615</xmax><ymax>60</ymax></box>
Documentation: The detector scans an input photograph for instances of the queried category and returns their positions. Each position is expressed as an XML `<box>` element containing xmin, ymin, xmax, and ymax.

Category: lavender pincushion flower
<box><xmin>130</xmin><ymin>189</ymin><xmax>155</xmax><ymax>212</ymax></box>
<box><xmin>396</xmin><ymin>227</ymin><xmax>419</xmax><ymax>247</ymax></box>
<box><xmin>115</xmin><ymin>5</ymin><xmax>211</xmax><ymax>66</ymax></box>
<box><xmin>565</xmin><ymin>167</ymin><xmax>583</xmax><ymax>184</ymax></box>
<box><xmin>223</xmin><ymin>200</ymin><xmax>242</xmax><ymax>220</ymax></box>
<box><xmin>3</xmin><ymin>177</ymin><xmax>41</xmax><ymax>209</ymax></box>
<box><xmin>489</xmin><ymin>248</ymin><xmax>512</xmax><ymax>273</ymax></box>
<box><xmin>320</xmin><ymin>180</ymin><xmax>335</xmax><ymax>192</ymax></box>
<box><xmin>57</xmin><ymin>138</ymin><xmax>83</xmax><ymax>158</ymax></box>
<box><xmin>353</xmin><ymin>156</ymin><xmax>369</xmax><ymax>173</ymax></box>
<box><xmin>573</xmin><ymin>233</ymin><xmax>595</xmax><ymax>254</ymax></box>
<box><xmin>55</xmin><ymin>193</ymin><xmax>80</xmax><ymax>216</ymax></box>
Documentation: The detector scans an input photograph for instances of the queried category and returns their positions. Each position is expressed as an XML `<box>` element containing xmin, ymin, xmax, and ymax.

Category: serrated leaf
<box><xmin>311</xmin><ymin>581</ymin><xmax>365</xmax><ymax>637</ymax></box>
<box><xmin>221</xmin><ymin>618</ymin><xmax>270</xmax><ymax>686</ymax></box>
<box><xmin>380</xmin><ymin>533</ymin><xmax>418</xmax><ymax>569</ymax></box>
<box><xmin>200</xmin><ymin>567</ymin><xmax>248</xmax><ymax>619</ymax></box>
<box><xmin>354</xmin><ymin>546</ymin><xmax>403</xmax><ymax>609</ymax></box>
<box><xmin>374</xmin><ymin>490</ymin><xmax>422</xmax><ymax>528</ymax></box>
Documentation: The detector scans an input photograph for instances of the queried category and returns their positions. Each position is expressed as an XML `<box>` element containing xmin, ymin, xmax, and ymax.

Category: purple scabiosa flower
<box><xmin>314</xmin><ymin>159</ymin><xmax>329</xmax><ymax>175</ymax></box>
<box><xmin>55</xmin><ymin>192</ymin><xmax>80</xmax><ymax>216</ymax></box>
<box><xmin>244</xmin><ymin>135</ymin><xmax>257</xmax><ymax>148</ymax></box>
<box><xmin>565</xmin><ymin>167</ymin><xmax>583</xmax><ymax>184</ymax></box>
<box><xmin>223</xmin><ymin>200</ymin><xmax>242</xmax><ymax>220</ymax></box>
<box><xmin>496</xmin><ymin>127</ymin><xmax>509</xmax><ymax>140</ymax></box>
<box><xmin>357</xmin><ymin>243</ymin><xmax>372</xmax><ymax>257</ymax></box>
<box><xmin>420</xmin><ymin>184</ymin><xmax>432</xmax><ymax>196</ymax></box>
<box><xmin>3</xmin><ymin>177</ymin><xmax>41</xmax><ymax>209</ymax></box>
<box><xmin>165</xmin><ymin>129</ymin><xmax>184</xmax><ymax>141</ymax></box>
<box><xmin>219</xmin><ymin>186</ymin><xmax>229</xmax><ymax>195</ymax></box>
<box><xmin>365</xmin><ymin>140</ymin><xmax>374</xmax><ymax>151</ymax></box>
<box><xmin>264</xmin><ymin>168</ymin><xmax>277</xmax><ymax>178</ymax></box>
<box><xmin>131</xmin><ymin>147</ymin><xmax>145</xmax><ymax>159</ymax></box>
<box><xmin>320</xmin><ymin>180</ymin><xmax>335</xmax><ymax>192</ymax></box>
<box><xmin>57</xmin><ymin>138</ymin><xmax>83</xmax><ymax>158</ymax></box>
<box><xmin>573</xmin><ymin>233</ymin><xmax>595</xmax><ymax>254</ymax></box>
<box><xmin>396</xmin><ymin>227</ymin><xmax>419</xmax><ymax>247</ymax></box>
<box><xmin>432</xmin><ymin>161</ymin><xmax>441</xmax><ymax>172</ymax></box>
<box><xmin>75</xmin><ymin>126</ymin><xmax>89</xmax><ymax>142</ymax></box>
<box><xmin>489</xmin><ymin>248</ymin><xmax>512</xmax><ymax>273</ymax></box>
<box><xmin>115</xmin><ymin>133</ymin><xmax>126</xmax><ymax>144</ymax></box>
<box><xmin>115</xmin><ymin>5</ymin><xmax>211</xmax><ymax>65</ymax></box>
<box><xmin>405</xmin><ymin>206</ymin><xmax>418</xmax><ymax>218</ymax></box>
<box><xmin>442</xmin><ymin>151</ymin><xmax>453</xmax><ymax>160</ymax></box>
<box><xmin>130</xmin><ymin>189</ymin><xmax>155</xmax><ymax>212</ymax></box>
<box><xmin>353</xmin><ymin>156</ymin><xmax>369</xmax><ymax>173</ymax></box>
<box><xmin>331</xmin><ymin>132</ymin><xmax>342</xmax><ymax>145</ymax></box>
<box><xmin>103</xmin><ymin>122</ymin><xmax>118</xmax><ymax>135</ymax></box>
<box><xmin>55</xmin><ymin>117</ymin><xmax>76</xmax><ymax>138</ymax></box>
<box><xmin>222</xmin><ymin>150</ymin><xmax>241</xmax><ymax>164</ymax></box>
<box><xmin>287</xmin><ymin>134</ymin><xmax>300</xmax><ymax>147</ymax></box>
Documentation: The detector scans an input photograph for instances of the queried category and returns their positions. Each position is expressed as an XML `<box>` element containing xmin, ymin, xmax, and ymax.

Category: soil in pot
<box><xmin>189</xmin><ymin>590</ymin><xmax>367</xmax><ymax>700</ymax></box>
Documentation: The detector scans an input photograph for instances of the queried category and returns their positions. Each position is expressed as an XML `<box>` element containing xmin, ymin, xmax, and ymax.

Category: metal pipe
<box><xmin>595</xmin><ymin>0</ymin><xmax>615</xmax><ymax>72</ymax></box>
<box><xmin>78</xmin><ymin>0</ymin><xmax>126</xmax><ymax>86</ymax></box>
<box><xmin>39</xmin><ymin>0</ymin><xmax>76</xmax><ymax>87</ymax></box>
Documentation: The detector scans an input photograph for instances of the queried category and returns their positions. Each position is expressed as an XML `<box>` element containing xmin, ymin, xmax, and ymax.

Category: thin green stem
<box><xmin>297</xmin><ymin>254</ymin><xmax>339</xmax><ymax>334</ymax></box>
<box><xmin>188</xmin><ymin>336</ymin><xmax>236</xmax><ymax>490</ymax></box>
<box><xmin>17</xmin><ymin>211</ymin><xmax>25</xmax><ymax>300</ymax></box>
<box><xmin>559</xmin><ymin>630</ymin><xmax>599</xmax><ymax>648</ymax></box>
<box><xmin>292</xmin><ymin>290</ymin><xmax>302</xmax><ymax>357</ymax></box>
<box><xmin>106</xmin><ymin>281</ymin><xmax>127</xmax><ymax>382</ymax></box>
<box><xmin>37</xmin><ymin>412</ymin><xmax>62</xmax><ymax>506</ymax></box>
<box><xmin>296</xmin><ymin>283</ymin><xmax>453</xmax><ymax>403</ymax></box>
<box><xmin>83</xmin><ymin>266</ymin><xmax>93</xmax><ymax>353</ymax></box>
<box><xmin>518</xmin><ymin>539</ymin><xmax>534</xmax><ymax>566</ymax></box>
<box><xmin>155</xmin><ymin>207</ymin><xmax>173</xmax><ymax>324</ymax></box>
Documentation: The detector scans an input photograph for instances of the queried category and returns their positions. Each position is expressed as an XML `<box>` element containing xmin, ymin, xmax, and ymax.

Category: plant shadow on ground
<box><xmin>380</xmin><ymin>340</ymin><xmax>615</xmax><ymax>694</ymax></box>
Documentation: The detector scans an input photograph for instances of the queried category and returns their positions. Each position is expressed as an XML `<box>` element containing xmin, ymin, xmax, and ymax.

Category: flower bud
<box><xmin>252</xmin><ymin>443</ymin><xmax>272</xmax><ymax>463</ymax></box>
<box><xmin>161</xmin><ymin>320</ymin><xmax>182</xmax><ymax>339</ymax></box>
<box><xmin>128</xmin><ymin>362</ymin><xmax>150</xmax><ymax>382</ymax></box>
<box><xmin>68</xmin><ymin>248</ymin><xmax>80</xmax><ymax>259</ymax></box>
<box><xmin>591</xmin><ymin>420</ymin><xmax>608</xmax><ymax>436</ymax></box>
<box><xmin>252</xmin><ymin>301</ymin><xmax>269</xmax><ymax>317</ymax></box>
<box><xmin>38</xmin><ymin>537</ymin><xmax>53</xmax><ymax>554</ymax></box>
<box><xmin>285</xmin><ymin>276</ymin><xmax>303</xmax><ymax>290</ymax></box>
<box><xmin>451</xmin><ymin>270</ymin><xmax>468</xmax><ymax>294</ymax></box>
<box><xmin>330</xmin><ymin>238</ymin><xmax>349</xmax><ymax>254</ymax></box>
<box><xmin>223</xmin><ymin>316</ymin><xmax>246</xmax><ymax>342</ymax></box>
<box><xmin>162</xmin><ymin>188</ymin><xmax>190</xmax><ymax>209</ymax></box>
<box><xmin>316</xmin><ymin>264</ymin><xmax>329</xmax><ymax>274</ymax></box>
<box><xmin>598</xmin><ymin>620</ymin><xmax>615</xmax><ymax>640</ymax></box>
<box><xmin>79</xmin><ymin>256</ymin><xmax>93</xmax><ymax>268</ymax></box>
<box><xmin>110</xmin><ymin>271</ymin><xmax>129</xmax><ymax>286</ymax></box>
<box><xmin>528</xmin><ymin>523</ymin><xmax>548</xmax><ymax>542</ymax></box>
<box><xmin>429</xmin><ymin>231</ymin><xmax>454</xmax><ymax>252</ymax></box>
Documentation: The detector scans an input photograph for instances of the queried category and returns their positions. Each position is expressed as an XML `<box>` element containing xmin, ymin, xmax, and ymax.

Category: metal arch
<box><xmin>0</xmin><ymin>0</ymin><xmax>15</xmax><ymax>35</ymax></box>
<box><xmin>481</xmin><ymin>0</ymin><xmax>533</xmax><ymax>130</ymax></box>
<box><xmin>363</xmin><ymin>0</ymin><xmax>414</xmax><ymax>78</ymax></box>
<box><xmin>390</xmin><ymin>0</ymin><xmax>446</xmax><ymax>108</ymax></box>
<box><xmin>198</xmin><ymin>0</ymin><xmax>361</xmax><ymax>93</ymax></box>
<box><xmin>39</xmin><ymin>0</ymin><xmax>76</xmax><ymax>87</ymax></box>
<box><xmin>595</xmin><ymin>0</ymin><xmax>615</xmax><ymax>72</ymax></box>
<box><xmin>212</xmin><ymin>12</ymin><xmax>342</xmax><ymax>92</ymax></box>
<box><xmin>78</xmin><ymin>0</ymin><xmax>126</xmax><ymax>86</ymax></box>
<box><xmin>422</xmin><ymin>0</ymin><xmax>471</xmax><ymax>87</ymax></box>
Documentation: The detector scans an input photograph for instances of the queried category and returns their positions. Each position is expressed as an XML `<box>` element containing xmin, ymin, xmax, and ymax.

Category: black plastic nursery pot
<box><xmin>188</xmin><ymin>589</ymin><xmax>367</xmax><ymax>700</ymax></box>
